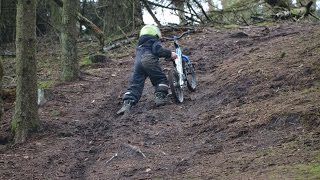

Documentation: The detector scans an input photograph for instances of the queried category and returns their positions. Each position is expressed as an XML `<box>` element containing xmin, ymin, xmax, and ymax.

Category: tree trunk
<box><xmin>12</xmin><ymin>0</ymin><xmax>39</xmax><ymax>143</ymax></box>
<box><xmin>60</xmin><ymin>0</ymin><xmax>79</xmax><ymax>82</ymax></box>
<box><xmin>291</xmin><ymin>1</ymin><xmax>314</xmax><ymax>17</ymax></box>
<box><xmin>51</xmin><ymin>0</ymin><xmax>105</xmax><ymax>47</ymax></box>
<box><xmin>172</xmin><ymin>0</ymin><xmax>187</xmax><ymax>24</ymax></box>
<box><xmin>97</xmin><ymin>0</ymin><xmax>143</xmax><ymax>36</ymax></box>
<box><xmin>49</xmin><ymin>0</ymin><xmax>63</xmax><ymax>32</ymax></box>
<box><xmin>80</xmin><ymin>0</ymin><xmax>87</xmax><ymax>33</ymax></box>
<box><xmin>0</xmin><ymin>59</ymin><xmax>3</xmax><ymax>121</ymax></box>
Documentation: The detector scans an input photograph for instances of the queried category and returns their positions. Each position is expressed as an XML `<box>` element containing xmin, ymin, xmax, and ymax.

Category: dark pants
<box><xmin>123</xmin><ymin>51</ymin><xmax>168</xmax><ymax>104</ymax></box>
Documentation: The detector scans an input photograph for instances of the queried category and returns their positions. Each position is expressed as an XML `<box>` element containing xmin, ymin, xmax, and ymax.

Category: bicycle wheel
<box><xmin>183</xmin><ymin>61</ymin><xmax>197</xmax><ymax>91</ymax></box>
<box><xmin>168</xmin><ymin>68</ymin><xmax>184</xmax><ymax>103</ymax></box>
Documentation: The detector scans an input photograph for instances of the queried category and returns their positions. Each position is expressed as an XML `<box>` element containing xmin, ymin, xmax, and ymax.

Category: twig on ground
<box><xmin>106</xmin><ymin>153</ymin><xmax>118</xmax><ymax>164</ymax></box>
<box><xmin>124</xmin><ymin>143</ymin><xmax>146</xmax><ymax>158</ymax></box>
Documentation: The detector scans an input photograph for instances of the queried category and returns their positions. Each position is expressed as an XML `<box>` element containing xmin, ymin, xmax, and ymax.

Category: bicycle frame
<box><xmin>163</xmin><ymin>30</ymin><xmax>193</xmax><ymax>90</ymax></box>
<box><xmin>173</xmin><ymin>40</ymin><xmax>185</xmax><ymax>89</ymax></box>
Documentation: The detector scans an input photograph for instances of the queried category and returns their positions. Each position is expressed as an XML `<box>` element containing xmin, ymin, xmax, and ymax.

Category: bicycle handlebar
<box><xmin>161</xmin><ymin>29</ymin><xmax>194</xmax><ymax>42</ymax></box>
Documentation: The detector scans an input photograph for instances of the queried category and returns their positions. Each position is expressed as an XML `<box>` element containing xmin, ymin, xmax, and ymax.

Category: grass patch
<box><xmin>80</xmin><ymin>56</ymin><xmax>92</xmax><ymax>66</ymax></box>
<box><xmin>50</xmin><ymin>110</ymin><xmax>61</xmax><ymax>116</ymax></box>
<box><xmin>38</xmin><ymin>80</ymin><xmax>55</xmax><ymax>89</ymax></box>
<box><xmin>287</xmin><ymin>153</ymin><xmax>320</xmax><ymax>180</ymax></box>
<box><xmin>301</xmin><ymin>86</ymin><xmax>320</xmax><ymax>94</ymax></box>
<box><xmin>256</xmin><ymin>22</ymin><xmax>276</xmax><ymax>27</ymax></box>
<box><xmin>223</xmin><ymin>24</ymin><xmax>240</xmax><ymax>29</ymax></box>
<box><xmin>294</xmin><ymin>163</ymin><xmax>320</xmax><ymax>179</ymax></box>
<box><xmin>256</xmin><ymin>148</ymin><xmax>320</xmax><ymax>179</ymax></box>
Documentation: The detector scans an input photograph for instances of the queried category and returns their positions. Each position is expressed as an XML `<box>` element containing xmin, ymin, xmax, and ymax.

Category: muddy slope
<box><xmin>1</xmin><ymin>22</ymin><xmax>320</xmax><ymax>179</ymax></box>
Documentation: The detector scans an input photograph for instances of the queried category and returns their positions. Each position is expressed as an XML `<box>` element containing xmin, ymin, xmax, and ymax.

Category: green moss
<box><xmin>80</xmin><ymin>56</ymin><xmax>92</xmax><ymax>66</ymax></box>
<box><xmin>272</xmin><ymin>151</ymin><xmax>320</xmax><ymax>179</ymax></box>
<box><xmin>255</xmin><ymin>148</ymin><xmax>275</xmax><ymax>158</ymax></box>
<box><xmin>256</xmin><ymin>22</ymin><xmax>276</xmax><ymax>27</ymax></box>
<box><xmin>50</xmin><ymin>110</ymin><xmax>61</xmax><ymax>116</ymax></box>
<box><xmin>11</xmin><ymin>118</ymin><xmax>17</xmax><ymax>132</ymax></box>
<box><xmin>293</xmin><ymin>163</ymin><xmax>320</xmax><ymax>179</ymax></box>
<box><xmin>301</xmin><ymin>86</ymin><xmax>320</xmax><ymax>94</ymax></box>
<box><xmin>223</xmin><ymin>24</ymin><xmax>240</xmax><ymax>29</ymax></box>
<box><xmin>38</xmin><ymin>80</ymin><xmax>55</xmax><ymax>89</ymax></box>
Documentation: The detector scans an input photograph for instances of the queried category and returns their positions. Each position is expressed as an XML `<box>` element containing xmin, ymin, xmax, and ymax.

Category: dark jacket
<box><xmin>122</xmin><ymin>35</ymin><xmax>172</xmax><ymax>103</ymax></box>
<box><xmin>137</xmin><ymin>35</ymin><xmax>172</xmax><ymax>59</ymax></box>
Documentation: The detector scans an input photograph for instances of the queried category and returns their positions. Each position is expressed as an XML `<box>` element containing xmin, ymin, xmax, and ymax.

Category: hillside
<box><xmin>1</xmin><ymin>22</ymin><xmax>320</xmax><ymax>179</ymax></box>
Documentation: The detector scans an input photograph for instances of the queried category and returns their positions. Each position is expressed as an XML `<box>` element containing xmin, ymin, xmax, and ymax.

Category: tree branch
<box><xmin>141</xmin><ymin>0</ymin><xmax>161</xmax><ymax>26</ymax></box>
<box><xmin>192</xmin><ymin>0</ymin><xmax>211</xmax><ymax>22</ymax></box>
<box><xmin>187</xmin><ymin>2</ymin><xmax>204</xmax><ymax>24</ymax></box>
<box><xmin>144</xmin><ymin>0</ymin><xmax>189</xmax><ymax>14</ymax></box>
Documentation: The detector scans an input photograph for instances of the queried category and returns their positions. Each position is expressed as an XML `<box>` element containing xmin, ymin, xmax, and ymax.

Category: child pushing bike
<box><xmin>117</xmin><ymin>25</ymin><xmax>177</xmax><ymax>115</ymax></box>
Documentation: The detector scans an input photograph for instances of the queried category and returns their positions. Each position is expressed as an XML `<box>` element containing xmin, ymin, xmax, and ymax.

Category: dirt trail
<box><xmin>1</xmin><ymin>22</ymin><xmax>320</xmax><ymax>179</ymax></box>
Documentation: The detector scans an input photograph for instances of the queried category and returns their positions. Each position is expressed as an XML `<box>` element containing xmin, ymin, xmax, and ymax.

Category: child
<box><xmin>117</xmin><ymin>25</ymin><xmax>177</xmax><ymax>115</ymax></box>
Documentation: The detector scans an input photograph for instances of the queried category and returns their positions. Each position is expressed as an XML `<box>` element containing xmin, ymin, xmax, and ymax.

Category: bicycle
<box><xmin>162</xmin><ymin>30</ymin><xmax>197</xmax><ymax>103</ymax></box>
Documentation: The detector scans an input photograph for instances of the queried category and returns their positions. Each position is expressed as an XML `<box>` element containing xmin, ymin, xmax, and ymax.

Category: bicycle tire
<box><xmin>183</xmin><ymin>61</ymin><xmax>197</xmax><ymax>92</ymax></box>
<box><xmin>168</xmin><ymin>68</ymin><xmax>184</xmax><ymax>103</ymax></box>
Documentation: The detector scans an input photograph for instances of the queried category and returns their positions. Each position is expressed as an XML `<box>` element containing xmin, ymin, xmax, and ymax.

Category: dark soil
<box><xmin>1</xmin><ymin>22</ymin><xmax>320</xmax><ymax>179</ymax></box>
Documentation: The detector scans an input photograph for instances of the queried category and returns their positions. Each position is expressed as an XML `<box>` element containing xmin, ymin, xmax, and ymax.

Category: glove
<box><xmin>171</xmin><ymin>52</ymin><xmax>177</xmax><ymax>60</ymax></box>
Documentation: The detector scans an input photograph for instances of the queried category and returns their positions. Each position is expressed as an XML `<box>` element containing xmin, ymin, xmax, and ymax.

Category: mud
<box><xmin>1</xmin><ymin>22</ymin><xmax>320</xmax><ymax>179</ymax></box>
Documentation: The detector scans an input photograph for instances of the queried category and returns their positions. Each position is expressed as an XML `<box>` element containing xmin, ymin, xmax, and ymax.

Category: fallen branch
<box><xmin>0</xmin><ymin>51</ymin><xmax>16</xmax><ymax>57</ymax></box>
<box><xmin>309</xmin><ymin>12</ymin><xmax>320</xmax><ymax>20</ymax></box>
<box><xmin>270</xmin><ymin>1</ymin><xmax>318</xmax><ymax>21</ymax></box>
<box><xmin>103</xmin><ymin>37</ymin><xmax>137</xmax><ymax>52</ymax></box>
<box><xmin>77</xmin><ymin>14</ymin><xmax>105</xmax><ymax>47</ymax></box>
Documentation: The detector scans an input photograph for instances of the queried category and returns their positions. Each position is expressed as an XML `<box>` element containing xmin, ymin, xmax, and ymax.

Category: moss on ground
<box><xmin>38</xmin><ymin>80</ymin><xmax>55</xmax><ymax>89</ymax></box>
<box><xmin>80</xmin><ymin>56</ymin><xmax>92</xmax><ymax>66</ymax></box>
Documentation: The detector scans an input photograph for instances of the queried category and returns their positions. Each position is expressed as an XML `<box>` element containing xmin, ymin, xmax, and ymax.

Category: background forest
<box><xmin>1</xmin><ymin>0</ymin><xmax>320</xmax><ymax>45</ymax></box>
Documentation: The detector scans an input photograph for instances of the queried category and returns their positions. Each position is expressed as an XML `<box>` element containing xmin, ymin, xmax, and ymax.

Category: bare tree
<box><xmin>141</xmin><ymin>0</ymin><xmax>161</xmax><ymax>26</ymax></box>
<box><xmin>0</xmin><ymin>60</ymin><xmax>3</xmax><ymax>121</ymax></box>
<box><xmin>97</xmin><ymin>0</ymin><xmax>143</xmax><ymax>36</ymax></box>
<box><xmin>60</xmin><ymin>0</ymin><xmax>79</xmax><ymax>81</ymax></box>
<box><xmin>172</xmin><ymin>0</ymin><xmax>187</xmax><ymax>24</ymax></box>
<box><xmin>52</xmin><ymin>0</ymin><xmax>105</xmax><ymax>47</ymax></box>
<box><xmin>12</xmin><ymin>0</ymin><xmax>39</xmax><ymax>143</ymax></box>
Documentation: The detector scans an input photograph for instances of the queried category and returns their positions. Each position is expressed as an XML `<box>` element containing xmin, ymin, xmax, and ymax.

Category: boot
<box><xmin>154</xmin><ymin>92</ymin><xmax>168</xmax><ymax>107</ymax></box>
<box><xmin>117</xmin><ymin>100</ymin><xmax>134</xmax><ymax>115</ymax></box>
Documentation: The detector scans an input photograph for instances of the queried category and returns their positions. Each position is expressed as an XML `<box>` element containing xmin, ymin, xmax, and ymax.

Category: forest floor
<box><xmin>1</xmin><ymin>22</ymin><xmax>320</xmax><ymax>179</ymax></box>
